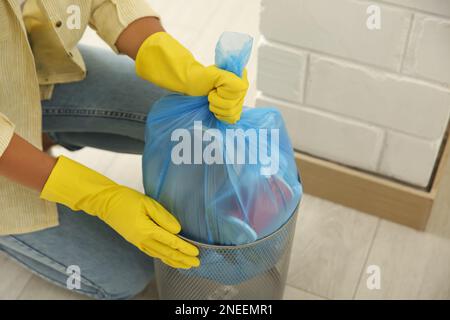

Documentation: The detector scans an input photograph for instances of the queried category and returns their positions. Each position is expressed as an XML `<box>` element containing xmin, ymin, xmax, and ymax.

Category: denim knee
<box><xmin>92</xmin><ymin>280</ymin><xmax>152</xmax><ymax>300</ymax></box>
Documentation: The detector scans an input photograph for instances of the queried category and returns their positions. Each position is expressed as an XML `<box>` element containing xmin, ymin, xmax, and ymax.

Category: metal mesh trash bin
<box><xmin>155</xmin><ymin>207</ymin><xmax>299</xmax><ymax>300</ymax></box>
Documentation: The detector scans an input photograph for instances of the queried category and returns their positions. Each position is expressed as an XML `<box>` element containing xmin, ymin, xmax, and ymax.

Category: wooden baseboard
<box><xmin>295</xmin><ymin>131</ymin><xmax>450</xmax><ymax>230</ymax></box>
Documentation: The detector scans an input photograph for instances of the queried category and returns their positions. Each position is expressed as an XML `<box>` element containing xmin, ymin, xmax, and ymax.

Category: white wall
<box><xmin>257</xmin><ymin>0</ymin><xmax>450</xmax><ymax>187</ymax></box>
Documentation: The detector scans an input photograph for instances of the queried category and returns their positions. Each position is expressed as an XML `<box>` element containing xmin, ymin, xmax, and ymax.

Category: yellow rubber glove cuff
<box><xmin>135</xmin><ymin>32</ymin><xmax>248</xmax><ymax>123</ymax></box>
<box><xmin>40</xmin><ymin>156</ymin><xmax>199</xmax><ymax>269</ymax></box>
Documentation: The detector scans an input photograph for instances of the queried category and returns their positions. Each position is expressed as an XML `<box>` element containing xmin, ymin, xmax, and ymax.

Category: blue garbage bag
<box><xmin>142</xmin><ymin>32</ymin><xmax>302</xmax><ymax>246</ymax></box>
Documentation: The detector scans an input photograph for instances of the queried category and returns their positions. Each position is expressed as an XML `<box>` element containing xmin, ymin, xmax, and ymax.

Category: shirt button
<box><xmin>55</xmin><ymin>21</ymin><xmax>62</xmax><ymax>28</ymax></box>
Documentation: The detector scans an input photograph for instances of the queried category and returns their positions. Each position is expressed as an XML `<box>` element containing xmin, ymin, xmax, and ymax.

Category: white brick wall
<box><xmin>403</xmin><ymin>15</ymin><xmax>450</xmax><ymax>85</ymax></box>
<box><xmin>306</xmin><ymin>56</ymin><xmax>450</xmax><ymax>140</ymax></box>
<box><xmin>260</xmin><ymin>0</ymin><xmax>412</xmax><ymax>71</ymax></box>
<box><xmin>256</xmin><ymin>96</ymin><xmax>385</xmax><ymax>171</ymax></box>
<box><xmin>382</xmin><ymin>0</ymin><xmax>450</xmax><ymax>17</ymax></box>
<box><xmin>258</xmin><ymin>0</ymin><xmax>450</xmax><ymax>187</ymax></box>
<box><xmin>379</xmin><ymin>132</ymin><xmax>441</xmax><ymax>187</ymax></box>
<box><xmin>257</xmin><ymin>42</ymin><xmax>307</xmax><ymax>102</ymax></box>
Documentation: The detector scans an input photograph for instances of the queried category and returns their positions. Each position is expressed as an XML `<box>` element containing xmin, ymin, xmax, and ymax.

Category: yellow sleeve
<box><xmin>0</xmin><ymin>112</ymin><xmax>15</xmax><ymax>157</ymax></box>
<box><xmin>89</xmin><ymin>0</ymin><xmax>160</xmax><ymax>54</ymax></box>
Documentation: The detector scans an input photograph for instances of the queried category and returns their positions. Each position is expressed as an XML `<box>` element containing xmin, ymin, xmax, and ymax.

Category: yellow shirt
<box><xmin>0</xmin><ymin>0</ymin><xmax>158</xmax><ymax>235</ymax></box>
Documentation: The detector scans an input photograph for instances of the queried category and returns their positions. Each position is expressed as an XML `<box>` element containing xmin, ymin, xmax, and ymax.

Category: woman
<box><xmin>0</xmin><ymin>0</ymin><xmax>247</xmax><ymax>299</ymax></box>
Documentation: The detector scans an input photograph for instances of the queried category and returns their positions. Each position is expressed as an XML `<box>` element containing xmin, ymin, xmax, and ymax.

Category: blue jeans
<box><xmin>0</xmin><ymin>45</ymin><xmax>169</xmax><ymax>300</ymax></box>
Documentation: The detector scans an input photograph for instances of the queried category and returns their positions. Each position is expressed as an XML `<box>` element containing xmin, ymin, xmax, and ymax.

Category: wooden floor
<box><xmin>2</xmin><ymin>0</ymin><xmax>450</xmax><ymax>300</ymax></box>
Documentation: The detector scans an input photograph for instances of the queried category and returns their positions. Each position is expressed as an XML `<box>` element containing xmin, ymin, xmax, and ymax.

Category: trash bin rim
<box><xmin>179</xmin><ymin>200</ymin><xmax>301</xmax><ymax>250</ymax></box>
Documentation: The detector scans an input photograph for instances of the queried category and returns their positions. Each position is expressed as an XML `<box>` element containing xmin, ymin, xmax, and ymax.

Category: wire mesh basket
<box><xmin>155</xmin><ymin>207</ymin><xmax>299</xmax><ymax>300</ymax></box>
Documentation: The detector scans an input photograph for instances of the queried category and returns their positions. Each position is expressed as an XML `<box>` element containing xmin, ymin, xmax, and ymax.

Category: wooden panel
<box><xmin>295</xmin><ymin>129</ymin><xmax>450</xmax><ymax>230</ymax></box>
<box><xmin>296</xmin><ymin>152</ymin><xmax>434</xmax><ymax>230</ymax></box>
<box><xmin>430</xmin><ymin>127</ymin><xmax>450</xmax><ymax>196</ymax></box>
<box><xmin>427</xmin><ymin>129</ymin><xmax>450</xmax><ymax>237</ymax></box>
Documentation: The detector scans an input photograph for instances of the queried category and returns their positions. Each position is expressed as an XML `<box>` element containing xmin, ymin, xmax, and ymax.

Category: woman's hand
<box><xmin>115</xmin><ymin>18</ymin><xmax>248</xmax><ymax>124</ymax></box>
<box><xmin>134</xmin><ymin>32</ymin><xmax>248</xmax><ymax>124</ymax></box>
<box><xmin>40</xmin><ymin>156</ymin><xmax>200</xmax><ymax>269</ymax></box>
<box><xmin>99</xmin><ymin>187</ymin><xmax>200</xmax><ymax>269</ymax></box>
<box><xmin>0</xmin><ymin>134</ymin><xmax>199</xmax><ymax>269</ymax></box>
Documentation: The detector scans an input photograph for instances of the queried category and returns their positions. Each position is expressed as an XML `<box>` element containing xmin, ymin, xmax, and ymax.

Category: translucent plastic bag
<box><xmin>142</xmin><ymin>32</ymin><xmax>302</xmax><ymax>246</ymax></box>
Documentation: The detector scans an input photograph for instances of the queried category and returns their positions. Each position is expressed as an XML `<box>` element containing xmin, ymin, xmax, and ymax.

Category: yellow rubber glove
<box><xmin>40</xmin><ymin>156</ymin><xmax>200</xmax><ymax>269</ymax></box>
<box><xmin>136</xmin><ymin>32</ymin><xmax>249</xmax><ymax>124</ymax></box>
